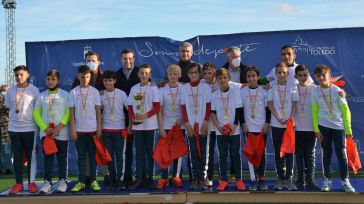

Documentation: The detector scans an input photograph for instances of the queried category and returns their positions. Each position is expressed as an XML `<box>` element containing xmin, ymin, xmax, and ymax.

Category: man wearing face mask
<box><xmin>222</xmin><ymin>46</ymin><xmax>248</xmax><ymax>84</ymax></box>
<box><xmin>71</xmin><ymin>51</ymin><xmax>105</xmax><ymax>90</ymax></box>
<box><xmin>115</xmin><ymin>48</ymin><xmax>140</xmax><ymax>189</ymax></box>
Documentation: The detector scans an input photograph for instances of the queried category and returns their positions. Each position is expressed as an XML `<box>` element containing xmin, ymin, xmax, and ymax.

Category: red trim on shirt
<box><xmin>190</xmin><ymin>80</ymin><xmax>200</xmax><ymax>87</ymax></box>
<box><xmin>147</xmin><ymin>102</ymin><xmax>160</xmax><ymax>118</ymax></box>
<box><xmin>204</xmin><ymin>102</ymin><xmax>211</xmax><ymax>121</ymax></box>
<box><xmin>181</xmin><ymin>104</ymin><xmax>189</xmax><ymax>123</ymax></box>
<box><xmin>128</xmin><ymin>105</ymin><xmax>135</xmax><ymax>120</ymax></box>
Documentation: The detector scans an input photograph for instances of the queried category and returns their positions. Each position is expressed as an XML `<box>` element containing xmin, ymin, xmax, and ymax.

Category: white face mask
<box><xmin>231</xmin><ymin>57</ymin><xmax>241</xmax><ymax>67</ymax></box>
<box><xmin>86</xmin><ymin>61</ymin><xmax>97</xmax><ymax>71</ymax></box>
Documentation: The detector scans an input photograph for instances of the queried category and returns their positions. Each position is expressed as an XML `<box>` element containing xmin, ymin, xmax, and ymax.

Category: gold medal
<box><xmin>248</xmin><ymin>87</ymin><xmax>259</xmax><ymax>122</ymax></box>
<box><xmin>111</xmin><ymin>114</ymin><xmax>116</xmax><ymax>120</ymax></box>
<box><xmin>169</xmin><ymin>84</ymin><xmax>179</xmax><ymax>114</ymax></box>
<box><xmin>190</xmin><ymin>85</ymin><xmax>199</xmax><ymax>116</ymax></box>
<box><xmin>171</xmin><ymin>106</ymin><xmax>176</xmax><ymax>112</ymax></box>
<box><xmin>300</xmin><ymin>112</ymin><xmax>305</xmax><ymax>118</ymax></box>
<box><xmin>251</xmin><ymin>114</ymin><xmax>255</xmax><ymax>119</ymax></box>
<box><xmin>329</xmin><ymin>113</ymin><xmax>334</xmax><ymax>119</ymax></box>
<box><xmin>281</xmin><ymin>111</ymin><xmax>286</xmax><ymax>116</ymax></box>
<box><xmin>15</xmin><ymin>109</ymin><xmax>20</xmax><ymax>114</ymax></box>
<box><xmin>224</xmin><ymin>115</ymin><xmax>229</xmax><ymax>120</ymax></box>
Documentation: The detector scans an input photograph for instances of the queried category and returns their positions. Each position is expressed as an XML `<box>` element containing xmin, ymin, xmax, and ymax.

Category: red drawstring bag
<box><xmin>22</xmin><ymin>145</ymin><xmax>38</xmax><ymax>164</ymax></box>
<box><xmin>243</xmin><ymin>132</ymin><xmax>266</xmax><ymax>168</ymax></box>
<box><xmin>332</xmin><ymin>80</ymin><xmax>346</xmax><ymax>87</ymax></box>
<box><xmin>193</xmin><ymin>122</ymin><xmax>201</xmax><ymax>160</ymax></box>
<box><xmin>121</xmin><ymin>129</ymin><xmax>128</xmax><ymax>139</ymax></box>
<box><xmin>153</xmin><ymin>137</ymin><xmax>172</xmax><ymax>169</ymax></box>
<box><xmin>280</xmin><ymin>119</ymin><xmax>295</xmax><ymax>158</ymax></box>
<box><xmin>346</xmin><ymin>137</ymin><xmax>362</xmax><ymax>174</ymax></box>
<box><xmin>93</xmin><ymin>135</ymin><xmax>113</xmax><ymax>166</ymax></box>
<box><xmin>169</xmin><ymin>125</ymin><xmax>189</xmax><ymax>161</ymax></box>
<box><xmin>222</xmin><ymin>124</ymin><xmax>232</xmax><ymax>135</ymax></box>
<box><xmin>43</xmin><ymin>123</ymin><xmax>58</xmax><ymax>156</ymax></box>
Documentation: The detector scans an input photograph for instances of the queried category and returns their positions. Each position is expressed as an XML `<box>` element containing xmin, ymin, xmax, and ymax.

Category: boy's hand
<box><xmin>242</xmin><ymin>123</ymin><xmax>249</xmax><ymax>133</ymax></box>
<box><xmin>264</xmin><ymin>83</ymin><xmax>271</xmax><ymax>90</ymax></box>
<box><xmin>71</xmin><ymin>129</ymin><xmax>78</xmax><ymax>141</ymax></box>
<box><xmin>262</xmin><ymin>123</ymin><xmax>269</xmax><ymax>135</ymax></box>
<box><xmin>175</xmin><ymin>119</ymin><xmax>183</xmax><ymax>126</ymax></box>
<box><xmin>136</xmin><ymin>113</ymin><xmax>147</xmax><ymax>120</ymax></box>
<box><xmin>96</xmin><ymin>127</ymin><xmax>102</xmax><ymax>139</ymax></box>
<box><xmin>229</xmin><ymin>124</ymin><xmax>237</xmax><ymax>135</ymax></box>
<box><xmin>185</xmin><ymin>123</ymin><xmax>194</xmax><ymax>137</ymax></box>
<box><xmin>339</xmin><ymin>89</ymin><xmax>346</xmax><ymax>98</ymax></box>
<box><xmin>200</xmin><ymin>121</ymin><xmax>208</xmax><ymax>135</ymax></box>
<box><xmin>159</xmin><ymin>129</ymin><xmax>166</xmax><ymax>138</ymax></box>
<box><xmin>240</xmin><ymin>83</ymin><xmax>248</xmax><ymax>89</ymax></box>
<box><xmin>51</xmin><ymin>124</ymin><xmax>64</xmax><ymax>138</ymax></box>
<box><xmin>127</xmin><ymin>124</ymin><xmax>132</xmax><ymax>135</ymax></box>
<box><xmin>45</xmin><ymin>127</ymin><xmax>54</xmax><ymax>136</ymax></box>
<box><xmin>315</xmin><ymin>131</ymin><xmax>323</xmax><ymax>143</ymax></box>
<box><xmin>278</xmin><ymin>118</ymin><xmax>286</xmax><ymax>125</ymax></box>
<box><xmin>217</xmin><ymin>126</ymin><xmax>224</xmax><ymax>135</ymax></box>
<box><xmin>99</xmin><ymin>90</ymin><xmax>105</xmax><ymax>96</ymax></box>
<box><xmin>346</xmin><ymin>134</ymin><xmax>353</xmax><ymax>138</ymax></box>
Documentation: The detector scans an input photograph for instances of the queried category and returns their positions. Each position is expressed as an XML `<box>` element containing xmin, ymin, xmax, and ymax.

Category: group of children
<box><xmin>5</xmin><ymin>59</ymin><xmax>356</xmax><ymax>195</ymax></box>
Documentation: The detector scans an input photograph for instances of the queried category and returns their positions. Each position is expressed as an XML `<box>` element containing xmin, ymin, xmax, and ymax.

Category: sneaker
<box><xmin>39</xmin><ymin>181</ymin><xmax>51</xmax><ymax>194</ymax></box>
<box><xmin>56</xmin><ymin>180</ymin><xmax>67</xmax><ymax>193</ymax></box>
<box><xmin>172</xmin><ymin>176</ymin><xmax>183</xmax><ymax>188</ymax></box>
<box><xmin>236</xmin><ymin>179</ymin><xmax>246</xmax><ymax>191</ymax></box>
<box><xmin>155</xmin><ymin>179</ymin><xmax>168</xmax><ymax>189</ymax></box>
<box><xmin>9</xmin><ymin>183</ymin><xmax>23</xmax><ymax>195</ymax></box>
<box><xmin>274</xmin><ymin>179</ymin><xmax>285</xmax><ymax>190</ymax></box>
<box><xmin>91</xmin><ymin>180</ymin><xmax>101</xmax><ymax>191</ymax></box>
<box><xmin>107</xmin><ymin>179</ymin><xmax>116</xmax><ymax>190</ymax></box>
<box><xmin>198</xmin><ymin>179</ymin><xmax>208</xmax><ymax>190</ymax></box>
<box><xmin>257</xmin><ymin>179</ymin><xmax>268</xmax><ymax>191</ymax></box>
<box><xmin>189</xmin><ymin>179</ymin><xmax>199</xmax><ymax>190</ymax></box>
<box><xmin>249</xmin><ymin>180</ymin><xmax>257</xmax><ymax>191</ymax></box>
<box><xmin>205</xmin><ymin>178</ymin><xmax>213</xmax><ymax>187</ymax></box>
<box><xmin>71</xmin><ymin>182</ymin><xmax>86</xmax><ymax>192</ymax></box>
<box><xmin>306</xmin><ymin>179</ymin><xmax>319</xmax><ymax>190</ymax></box>
<box><xmin>28</xmin><ymin>182</ymin><xmax>38</xmax><ymax>193</ymax></box>
<box><xmin>294</xmin><ymin>179</ymin><xmax>305</xmax><ymax>189</ymax></box>
<box><xmin>216</xmin><ymin>180</ymin><xmax>228</xmax><ymax>191</ymax></box>
<box><xmin>117</xmin><ymin>180</ymin><xmax>126</xmax><ymax>190</ymax></box>
<box><xmin>342</xmin><ymin>179</ymin><xmax>355</xmax><ymax>193</ymax></box>
<box><xmin>286</xmin><ymin>179</ymin><xmax>297</xmax><ymax>191</ymax></box>
<box><xmin>321</xmin><ymin>178</ymin><xmax>332</xmax><ymax>192</ymax></box>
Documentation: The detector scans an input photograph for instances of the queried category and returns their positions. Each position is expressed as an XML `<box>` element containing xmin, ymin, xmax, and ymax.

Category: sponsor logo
<box><xmin>72</xmin><ymin>45</ymin><xmax>104</xmax><ymax>67</ymax></box>
<box><xmin>292</xmin><ymin>35</ymin><xmax>336</xmax><ymax>56</ymax></box>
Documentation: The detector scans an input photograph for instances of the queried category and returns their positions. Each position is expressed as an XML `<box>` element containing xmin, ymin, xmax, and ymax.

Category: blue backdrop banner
<box><xmin>25</xmin><ymin>27</ymin><xmax>364</xmax><ymax>174</ymax></box>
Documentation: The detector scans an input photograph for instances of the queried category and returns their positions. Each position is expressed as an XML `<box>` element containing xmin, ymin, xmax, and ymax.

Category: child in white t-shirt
<box><xmin>211</xmin><ymin>68</ymin><xmax>245</xmax><ymax>191</ymax></box>
<box><xmin>181</xmin><ymin>62</ymin><xmax>212</xmax><ymax>190</ymax></box>
<box><xmin>312</xmin><ymin>65</ymin><xmax>355</xmax><ymax>193</ymax></box>
<box><xmin>6</xmin><ymin>65</ymin><xmax>39</xmax><ymax>195</ymax></box>
<box><xmin>33</xmin><ymin>69</ymin><xmax>70</xmax><ymax>194</ymax></box>
<box><xmin>267</xmin><ymin>62</ymin><xmax>298</xmax><ymax>191</ymax></box>
<box><xmin>240</xmin><ymin>66</ymin><xmax>270</xmax><ymax>191</ymax></box>
<box><xmin>69</xmin><ymin>65</ymin><xmax>102</xmax><ymax>192</ymax></box>
<box><xmin>156</xmin><ymin>64</ymin><xmax>185</xmax><ymax>189</ymax></box>
<box><xmin>127</xmin><ymin>64</ymin><xmax>160</xmax><ymax>190</ymax></box>
<box><xmin>100</xmin><ymin>70</ymin><xmax>129</xmax><ymax>190</ymax></box>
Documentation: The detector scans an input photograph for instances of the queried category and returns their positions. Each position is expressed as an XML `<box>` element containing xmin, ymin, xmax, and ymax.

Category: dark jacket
<box><xmin>71</xmin><ymin>68</ymin><xmax>105</xmax><ymax>91</ymax></box>
<box><xmin>115</xmin><ymin>66</ymin><xmax>140</xmax><ymax>95</ymax></box>
<box><xmin>222</xmin><ymin>62</ymin><xmax>248</xmax><ymax>84</ymax></box>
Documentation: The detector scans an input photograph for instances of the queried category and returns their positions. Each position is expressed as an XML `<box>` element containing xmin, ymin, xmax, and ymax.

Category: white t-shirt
<box><xmin>68</xmin><ymin>85</ymin><xmax>101</xmax><ymax>132</ymax></box>
<box><xmin>159</xmin><ymin>83</ymin><xmax>184</xmax><ymax>130</ymax></box>
<box><xmin>101</xmin><ymin>88</ymin><xmax>128</xmax><ymax>130</ymax></box>
<box><xmin>212</xmin><ymin>86</ymin><xmax>242</xmax><ymax>135</ymax></box>
<box><xmin>5</xmin><ymin>84</ymin><xmax>39</xmax><ymax>132</ymax></box>
<box><xmin>266</xmin><ymin>63</ymin><xmax>314</xmax><ymax>85</ymax></box>
<box><xmin>268</xmin><ymin>81</ymin><xmax>299</xmax><ymax>128</ymax></box>
<box><xmin>35</xmin><ymin>89</ymin><xmax>70</xmax><ymax>140</ymax></box>
<box><xmin>240</xmin><ymin>86</ymin><xmax>268</xmax><ymax>132</ymax></box>
<box><xmin>295</xmin><ymin>84</ymin><xmax>316</xmax><ymax>131</ymax></box>
<box><xmin>312</xmin><ymin>84</ymin><xmax>347</xmax><ymax>130</ymax></box>
<box><xmin>128</xmin><ymin>83</ymin><xmax>159</xmax><ymax>130</ymax></box>
<box><xmin>181</xmin><ymin>82</ymin><xmax>212</xmax><ymax>130</ymax></box>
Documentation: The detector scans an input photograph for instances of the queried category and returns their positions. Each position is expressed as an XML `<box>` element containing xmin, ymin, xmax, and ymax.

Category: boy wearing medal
<box><xmin>127</xmin><ymin>64</ymin><xmax>160</xmax><ymax>190</ymax></box>
<box><xmin>156</xmin><ymin>64</ymin><xmax>184</xmax><ymax>189</ymax></box>
<box><xmin>240</xmin><ymin>66</ymin><xmax>270</xmax><ymax>191</ymax></box>
<box><xmin>181</xmin><ymin>62</ymin><xmax>212</xmax><ymax>190</ymax></box>
<box><xmin>312</xmin><ymin>65</ymin><xmax>355</xmax><ymax>192</ymax></box>
<box><xmin>100</xmin><ymin>70</ymin><xmax>129</xmax><ymax>190</ymax></box>
<box><xmin>69</xmin><ymin>65</ymin><xmax>102</xmax><ymax>192</ymax></box>
<box><xmin>5</xmin><ymin>65</ymin><xmax>39</xmax><ymax>195</ymax></box>
<box><xmin>293</xmin><ymin>65</ymin><xmax>319</xmax><ymax>190</ymax></box>
<box><xmin>33</xmin><ymin>69</ymin><xmax>70</xmax><ymax>194</ymax></box>
<box><xmin>211</xmin><ymin>68</ymin><xmax>245</xmax><ymax>191</ymax></box>
<box><xmin>267</xmin><ymin>62</ymin><xmax>298</xmax><ymax>191</ymax></box>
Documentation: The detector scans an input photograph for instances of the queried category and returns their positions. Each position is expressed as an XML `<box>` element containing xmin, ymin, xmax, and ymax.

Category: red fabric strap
<box><xmin>204</xmin><ymin>102</ymin><xmax>211</xmax><ymax>121</ymax></box>
<box><xmin>77</xmin><ymin>131</ymin><xmax>96</xmax><ymax>134</ymax></box>
<box><xmin>181</xmin><ymin>104</ymin><xmax>189</xmax><ymax>123</ymax></box>
<box><xmin>128</xmin><ymin>105</ymin><xmax>135</xmax><ymax>120</ymax></box>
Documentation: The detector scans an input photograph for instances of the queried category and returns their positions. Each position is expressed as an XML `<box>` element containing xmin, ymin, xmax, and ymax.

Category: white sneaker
<box><xmin>206</xmin><ymin>179</ymin><xmax>213</xmax><ymax>187</ymax></box>
<box><xmin>342</xmin><ymin>179</ymin><xmax>355</xmax><ymax>193</ymax></box>
<box><xmin>321</xmin><ymin>178</ymin><xmax>332</xmax><ymax>192</ymax></box>
<box><xmin>40</xmin><ymin>181</ymin><xmax>51</xmax><ymax>194</ymax></box>
<box><xmin>57</xmin><ymin>180</ymin><xmax>67</xmax><ymax>193</ymax></box>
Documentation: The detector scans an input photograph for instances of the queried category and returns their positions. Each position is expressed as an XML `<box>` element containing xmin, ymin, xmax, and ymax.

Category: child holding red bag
<box><xmin>240</xmin><ymin>66</ymin><xmax>270</xmax><ymax>191</ymax></box>
<box><xmin>181</xmin><ymin>62</ymin><xmax>212</xmax><ymax>190</ymax></box>
<box><xmin>33</xmin><ymin>69</ymin><xmax>70</xmax><ymax>194</ymax></box>
<box><xmin>210</xmin><ymin>68</ymin><xmax>245</xmax><ymax>191</ymax></box>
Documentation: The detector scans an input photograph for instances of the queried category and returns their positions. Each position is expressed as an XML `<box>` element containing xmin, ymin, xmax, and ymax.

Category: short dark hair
<box><xmin>295</xmin><ymin>64</ymin><xmax>309</xmax><ymax>74</ymax></box>
<box><xmin>139</xmin><ymin>64</ymin><xmax>152</xmax><ymax>70</ymax></box>
<box><xmin>102</xmin><ymin>70</ymin><xmax>116</xmax><ymax>79</ymax></box>
<box><xmin>187</xmin><ymin>62</ymin><xmax>201</xmax><ymax>73</ymax></box>
<box><xmin>202</xmin><ymin>62</ymin><xmax>216</xmax><ymax>72</ymax></box>
<box><xmin>314</xmin><ymin>64</ymin><xmax>331</xmax><ymax>76</ymax></box>
<box><xmin>120</xmin><ymin>48</ymin><xmax>135</xmax><ymax>57</ymax></box>
<box><xmin>281</xmin><ymin>44</ymin><xmax>294</xmax><ymax>53</ymax></box>
<box><xmin>78</xmin><ymin>65</ymin><xmax>91</xmax><ymax>74</ymax></box>
<box><xmin>85</xmin><ymin>51</ymin><xmax>100</xmax><ymax>61</ymax></box>
<box><xmin>46</xmin><ymin>69</ymin><xmax>60</xmax><ymax>80</ymax></box>
<box><xmin>245</xmin><ymin>65</ymin><xmax>260</xmax><ymax>77</ymax></box>
<box><xmin>215</xmin><ymin>68</ymin><xmax>230</xmax><ymax>78</ymax></box>
<box><xmin>13</xmin><ymin>65</ymin><xmax>29</xmax><ymax>73</ymax></box>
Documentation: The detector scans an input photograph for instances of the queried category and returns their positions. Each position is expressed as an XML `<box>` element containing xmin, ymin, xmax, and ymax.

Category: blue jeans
<box><xmin>217</xmin><ymin>134</ymin><xmax>242</xmax><ymax>181</ymax></box>
<box><xmin>134</xmin><ymin>130</ymin><xmax>155</xmax><ymax>181</ymax></box>
<box><xmin>103</xmin><ymin>131</ymin><xmax>126</xmax><ymax>181</ymax></box>
<box><xmin>75</xmin><ymin>133</ymin><xmax>96</xmax><ymax>182</ymax></box>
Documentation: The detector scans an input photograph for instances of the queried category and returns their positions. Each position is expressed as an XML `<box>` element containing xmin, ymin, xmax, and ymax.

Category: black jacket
<box><xmin>222</xmin><ymin>62</ymin><xmax>248</xmax><ymax>84</ymax></box>
<box><xmin>71</xmin><ymin>68</ymin><xmax>105</xmax><ymax>91</ymax></box>
<box><xmin>115</xmin><ymin>66</ymin><xmax>140</xmax><ymax>95</ymax></box>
